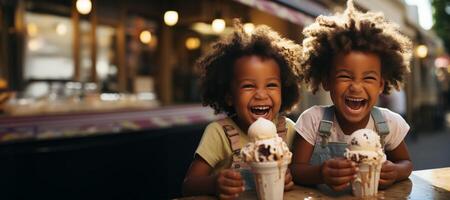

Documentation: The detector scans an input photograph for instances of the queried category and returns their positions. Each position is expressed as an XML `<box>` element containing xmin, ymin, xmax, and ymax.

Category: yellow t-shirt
<box><xmin>195</xmin><ymin>117</ymin><xmax>296</xmax><ymax>175</ymax></box>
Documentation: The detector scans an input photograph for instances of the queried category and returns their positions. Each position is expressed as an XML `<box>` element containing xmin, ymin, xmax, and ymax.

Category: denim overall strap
<box><xmin>371</xmin><ymin>107</ymin><xmax>390</xmax><ymax>147</ymax></box>
<box><xmin>318</xmin><ymin>106</ymin><xmax>334</xmax><ymax>148</ymax></box>
<box><xmin>310</xmin><ymin>106</ymin><xmax>339</xmax><ymax>165</ymax></box>
<box><xmin>218</xmin><ymin>119</ymin><xmax>254</xmax><ymax>190</ymax></box>
<box><xmin>217</xmin><ymin>119</ymin><xmax>245</xmax><ymax>169</ymax></box>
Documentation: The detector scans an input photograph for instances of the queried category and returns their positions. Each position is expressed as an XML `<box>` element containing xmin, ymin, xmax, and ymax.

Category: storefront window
<box><xmin>125</xmin><ymin>15</ymin><xmax>158</xmax><ymax>93</ymax></box>
<box><xmin>96</xmin><ymin>24</ymin><xmax>117</xmax><ymax>92</ymax></box>
<box><xmin>78</xmin><ymin>19</ymin><xmax>92</xmax><ymax>82</ymax></box>
<box><xmin>24</xmin><ymin>12</ymin><xmax>73</xmax><ymax>80</ymax></box>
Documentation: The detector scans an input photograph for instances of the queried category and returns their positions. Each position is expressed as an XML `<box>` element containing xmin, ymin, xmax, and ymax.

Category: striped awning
<box><xmin>233</xmin><ymin>0</ymin><xmax>315</xmax><ymax>26</ymax></box>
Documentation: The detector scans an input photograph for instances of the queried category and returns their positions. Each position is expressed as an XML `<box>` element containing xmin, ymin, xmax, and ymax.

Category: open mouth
<box><xmin>345</xmin><ymin>97</ymin><xmax>367</xmax><ymax>111</ymax></box>
<box><xmin>250</xmin><ymin>105</ymin><xmax>271</xmax><ymax>116</ymax></box>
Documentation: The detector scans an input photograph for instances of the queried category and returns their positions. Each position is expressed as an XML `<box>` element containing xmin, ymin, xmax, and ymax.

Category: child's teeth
<box><xmin>251</xmin><ymin>106</ymin><xmax>270</xmax><ymax>115</ymax></box>
<box><xmin>254</xmin><ymin>106</ymin><xmax>269</xmax><ymax>110</ymax></box>
<box><xmin>347</xmin><ymin>97</ymin><xmax>363</xmax><ymax>102</ymax></box>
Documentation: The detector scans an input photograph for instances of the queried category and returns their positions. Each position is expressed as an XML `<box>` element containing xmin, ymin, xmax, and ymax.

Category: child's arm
<box><xmin>290</xmin><ymin>135</ymin><xmax>322</xmax><ymax>185</ymax></box>
<box><xmin>182</xmin><ymin>155</ymin><xmax>244</xmax><ymax>198</ymax></box>
<box><xmin>284</xmin><ymin>169</ymin><xmax>295</xmax><ymax>191</ymax></box>
<box><xmin>290</xmin><ymin>135</ymin><xmax>357</xmax><ymax>191</ymax></box>
<box><xmin>379</xmin><ymin>141</ymin><xmax>412</xmax><ymax>189</ymax></box>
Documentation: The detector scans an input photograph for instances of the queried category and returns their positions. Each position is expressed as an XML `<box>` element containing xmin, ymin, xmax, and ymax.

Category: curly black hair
<box><xmin>198</xmin><ymin>19</ymin><xmax>302</xmax><ymax>116</ymax></box>
<box><xmin>299</xmin><ymin>0</ymin><xmax>412</xmax><ymax>94</ymax></box>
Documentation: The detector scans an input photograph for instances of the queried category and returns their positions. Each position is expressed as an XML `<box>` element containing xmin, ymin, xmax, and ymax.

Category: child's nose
<box><xmin>349</xmin><ymin>81</ymin><xmax>363</xmax><ymax>92</ymax></box>
<box><xmin>255</xmin><ymin>89</ymin><xmax>269</xmax><ymax>99</ymax></box>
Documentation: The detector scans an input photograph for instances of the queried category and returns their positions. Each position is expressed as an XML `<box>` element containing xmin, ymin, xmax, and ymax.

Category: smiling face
<box><xmin>227</xmin><ymin>55</ymin><xmax>282</xmax><ymax>132</ymax></box>
<box><xmin>323</xmin><ymin>51</ymin><xmax>384</xmax><ymax>134</ymax></box>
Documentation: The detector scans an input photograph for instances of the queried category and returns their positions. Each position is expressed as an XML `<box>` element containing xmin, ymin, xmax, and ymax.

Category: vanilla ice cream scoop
<box><xmin>241</xmin><ymin>117</ymin><xmax>291</xmax><ymax>162</ymax></box>
<box><xmin>345</xmin><ymin>129</ymin><xmax>386</xmax><ymax>164</ymax></box>
<box><xmin>347</xmin><ymin>129</ymin><xmax>382</xmax><ymax>151</ymax></box>
<box><xmin>248</xmin><ymin>117</ymin><xmax>277</xmax><ymax>141</ymax></box>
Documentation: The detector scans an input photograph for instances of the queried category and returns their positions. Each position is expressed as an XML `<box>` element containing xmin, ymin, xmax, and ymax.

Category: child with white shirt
<box><xmin>291</xmin><ymin>0</ymin><xmax>413</xmax><ymax>191</ymax></box>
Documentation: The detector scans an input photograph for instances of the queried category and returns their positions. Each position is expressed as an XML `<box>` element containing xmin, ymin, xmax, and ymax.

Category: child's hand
<box><xmin>321</xmin><ymin>157</ymin><xmax>357</xmax><ymax>191</ymax></box>
<box><xmin>215</xmin><ymin>169</ymin><xmax>245</xmax><ymax>199</ymax></box>
<box><xmin>284</xmin><ymin>168</ymin><xmax>294</xmax><ymax>191</ymax></box>
<box><xmin>379</xmin><ymin>160</ymin><xmax>398</xmax><ymax>189</ymax></box>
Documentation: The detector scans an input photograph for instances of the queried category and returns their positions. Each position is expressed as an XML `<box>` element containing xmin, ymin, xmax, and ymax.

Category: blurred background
<box><xmin>0</xmin><ymin>0</ymin><xmax>449</xmax><ymax>199</ymax></box>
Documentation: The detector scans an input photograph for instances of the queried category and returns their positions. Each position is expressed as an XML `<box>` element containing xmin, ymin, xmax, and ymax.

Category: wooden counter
<box><xmin>177</xmin><ymin>167</ymin><xmax>450</xmax><ymax>200</ymax></box>
<box><xmin>413</xmin><ymin>167</ymin><xmax>450</xmax><ymax>191</ymax></box>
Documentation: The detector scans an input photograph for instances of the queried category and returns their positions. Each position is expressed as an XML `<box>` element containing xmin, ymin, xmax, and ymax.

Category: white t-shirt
<box><xmin>294</xmin><ymin>105</ymin><xmax>409</xmax><ymax>151</ymax></box>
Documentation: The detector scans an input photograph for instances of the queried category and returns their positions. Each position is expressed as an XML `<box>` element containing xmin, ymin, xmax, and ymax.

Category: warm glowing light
<box><xmin>27</xmin><ymin>23</ymin><xmax>38</xmax><ymax>37</ymax></box>
<box><xmin>191</xmin><ymin>22</ymin><xmax>232</xmax><ymax>35</ymax></box>
<box><xmin>164</xmin><ymin>10</ymin><xmax>178</xmax><ymax>26</ymax></box>
<box><xmin>435</xmin><ymin>56</ymin><xmax>449</xmax><ymax>68</ymax></box>
<box><xmin>56</xmin><ymin>23</ymin><xmax>67</xmax><ymax>35</ymax></box>
<box><xmin>139</xmin><ymin>30</ymin><xmax>152</xmax><ymax>44</ymax></box>
<box><xmin>0</xmin><ymin>78</ymin><xmax>7</xmax><ymax>88</ymax></box>
<box><xmin>243</xmin><ymin>23</ymin><xmax>255</xmax><ymax>34</ymax></box>
<box><xmin>212</xmin><ymin>18</ymin><xmax>225</xmax><ymax>33</ymax></box>
<box><xmin>28</xmin><ymin>38</ymin><xmax>43</xmax><ymax>51</ymax></box>
<box><xmin>415</xmin><ymin>45</ymin><xmax>428</xmax><ymax>58</ymax></box>
<box><xmin>76</xmin><ymin>0</ymin><xmax>92</xmax><ymax>15</ymax></box>
<box><xmin>185</xmin><ymin>37</ymin><xmax>200</xmax><ymax>50</ymax></box>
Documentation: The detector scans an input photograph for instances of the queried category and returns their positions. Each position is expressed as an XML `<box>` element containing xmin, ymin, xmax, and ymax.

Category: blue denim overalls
<box><xmin>217</xmin><ymin>116</ymin><xmax>288</xmax><ymax>190</ymax></box>
<box><xmin>310</xmin><ymin>106</ymin><xmax>390</xmax><ymax>166</ymax></box>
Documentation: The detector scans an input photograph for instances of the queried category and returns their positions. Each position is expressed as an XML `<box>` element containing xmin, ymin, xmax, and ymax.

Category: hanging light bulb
<box><xmin>56</xmin><ymin>23</ymin><xmax>67</xmax><ymax>36</ymax></box>
<box><xmin>415</xmin><ymin>45</ymin><xmax>428</xmax><ymax>58</ymax></box>
<box><xmin>164</xmin><ymin>10</ymin><xmax>179</xmax><ymax>26</ymax></box>
<box><xmin>211</xmin><ymin>11</ymin><xmax>226</xmax><ymax>33</ymax></box>
<box><xmin>243</xmin><ymin>23</ymin><xmax>255</xmax><ymax>34</ymax></box>
<box><xmin>76</xmin><ymin>0</ymin><xmax>92</xmax><ymax>15</ymax></box>
<box><xmin>185</xmin><ymin>37</ymin><xmax>201</xmax><ymax>50</ymax></box>
<box><xmin>139</xmin><ymin>30</ymin><xmax>152</xmax><ymax>44</ymax></box>
<box><xmin>212</xmin><ymin>18</ymin><xmax>225</xmax><ymax>33</ymax></box>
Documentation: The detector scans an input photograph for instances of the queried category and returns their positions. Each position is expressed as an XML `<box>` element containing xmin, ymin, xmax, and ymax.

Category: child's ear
<box><xmin>379</xmin><ymin>79</ymin><xmax>385</xmax><ymax>94</ymax></box>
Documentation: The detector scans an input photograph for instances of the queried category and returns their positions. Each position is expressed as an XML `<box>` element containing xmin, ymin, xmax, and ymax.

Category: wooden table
<box><xmin>177</xmin><ymin>167</ymin><xmax>450</xmax><ymax>200</ymax></box>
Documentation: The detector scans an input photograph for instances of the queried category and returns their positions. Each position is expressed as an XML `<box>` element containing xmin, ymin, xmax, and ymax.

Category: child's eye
<box><xmin>267</xmin><ymin>82</ymin><xmax>280</xmax><ymax>88</ymax></box>
<box><xmin>241</xmin><ymin>84</ymin><xmax>255</xmax><ymax>89</ymax></box>
<box><xmin>337</xmin><ymin>75</ymin><xmax>351</xmax><ymax>79</ymax></box>
<box><xmin>364</xmin><ymin>76</ymin><xmax>377</xmax><ymax>81</ymax></box>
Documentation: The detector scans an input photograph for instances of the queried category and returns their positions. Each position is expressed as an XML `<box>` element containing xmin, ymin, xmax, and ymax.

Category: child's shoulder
<box><xmin>295</xmin><ymin>105</ymin><xmax>331</xmax><ymax>130</ymax></box>
<box><xmin>201</xmin><ymin>118</ymin><xmax>237</xmax><ymax>143</ymax></box>
<box><xmin>375</xmin><ymin>107</ymin><xmax>405</xmax><ymax>122</ymax></box>
<box><xmin>204</xmin><ymin>117</ymin><xmax>242</xmax><ymax>134</ymax></box>
<box><xmin>299</xmin><ymin>105</ymin><xmax>329</xmax><ymax>119</ymax></box>
<box><xmin>207</xmin><ymin>117</ymin><xmax>234</xmax><ymax>129</ymax></box>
